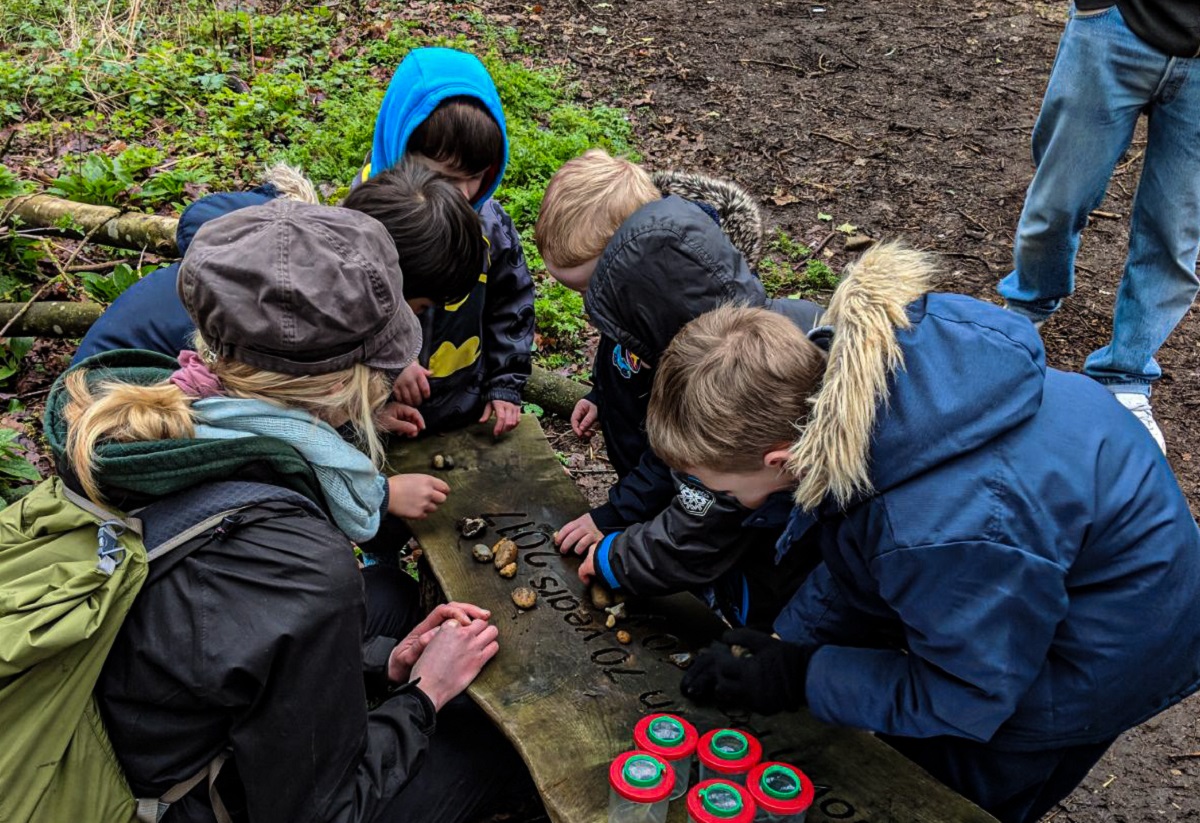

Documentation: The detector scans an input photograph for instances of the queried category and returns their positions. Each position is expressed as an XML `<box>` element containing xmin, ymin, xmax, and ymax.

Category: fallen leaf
<box><xmin>836</xmin><ymin>222</ymin><xmax>857</xmax><ymax>234</ymax></box>
<box><xmin>818</xmin><ymin>212</ymin><xmax>833</xmax><ymax>221</ymax></box>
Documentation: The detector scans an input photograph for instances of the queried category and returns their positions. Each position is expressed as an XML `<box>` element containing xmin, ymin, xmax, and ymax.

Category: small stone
<box><xmin>605</xmin><ymin>614</ymin><xmax>618</xmax><ymax>629</ymax></box>
<box><xmin>589</xmin><ymin>583</ymin><xmax>614</xmax><ymax>610</ymax></box>
<box><xmin>844</xmin><ymin>234</ymin><xmax>875</xmax><ymax>252</ymax></box>
<box><xmin>499</xmin><ymin>562</ymin><xmax>518</xmax><ymax>578</ymax></box>
<box><xmin>669</xmin><ymin>652</ymin><xmax>695</xmax><ymax>670</ymax></box>
<box><xmin>492</xmin><ymin>538</ymin><xmax>518</xmax><ymax>569</ymax></box>
<box><xmin>616</xmin><ymin>630</ymin><xmax>632</xmax><ymax>644</ymax></box>
<box><xmin>456</xmin><ymin>517</ymin><xmax>487</xmax><ymax>538</ymax></box>
<box><xmin>605</xmin><ymin>602</ymin><xmax>626</xmax><ymax>620</ymax></box>
<box><xmin>431</xmin><ymin>454</ymin><xmax>446</xmax><ymax>469</ymax></box>
<box><xmin>472</xmin><ymin>544</ymin><xmax>493</xmax><ymax>563</ymax></box>
<box><xmin>511</xmin><ymin>587</ymin><xmax>537</xmax><ymax>609</ymax></box>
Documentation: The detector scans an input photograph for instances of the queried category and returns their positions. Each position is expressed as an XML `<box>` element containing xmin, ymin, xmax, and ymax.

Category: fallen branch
<box><xmin>1</xmin><ymin>193</ymin><xmax>177</xmax><ymax>255</ymax></box>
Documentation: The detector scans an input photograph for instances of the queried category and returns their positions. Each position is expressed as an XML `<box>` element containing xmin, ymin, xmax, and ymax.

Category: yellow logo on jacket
<box><xmin>428</xmin><ymin>337</ymin><xmax>481</xmax><ymax>378</ymax></box>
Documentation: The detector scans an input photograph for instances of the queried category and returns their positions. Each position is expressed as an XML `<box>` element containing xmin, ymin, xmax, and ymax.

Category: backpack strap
<box><xmin>135</xmin><ymin>751</ymin><xmax>231</xmax><ymax>823</ymax></box>
<box><xmin>60</xmin><ymin>484</ymin><xmax>143</xmax><ymax>537</ymax></box>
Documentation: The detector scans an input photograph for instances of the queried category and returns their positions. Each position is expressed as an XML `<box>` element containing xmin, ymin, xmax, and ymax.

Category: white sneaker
<box><xmin>1114</xmin><ymin>393</ymin><xmax>1166</xmax><ymax>454</ymax></box>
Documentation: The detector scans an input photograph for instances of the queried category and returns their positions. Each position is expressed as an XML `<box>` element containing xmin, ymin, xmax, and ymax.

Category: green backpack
<box><xmin>0</xmin><ymin>476</ymin><xmax>298</xmax><ymax>823</ymax></box>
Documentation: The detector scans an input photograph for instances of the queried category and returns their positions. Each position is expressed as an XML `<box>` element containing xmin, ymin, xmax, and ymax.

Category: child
<box><xmin>535</xmin><ymin>148</ymin><xmax>823</xmax><ymax>628</ymax></box>
<box><xmin>357</xmin><ymin>47</ymin><xmax>535</xmax><ymax>437</ymax></box>
<box><xmin>75</xmin><ymin>162</ymin><xmax>484</xmax><ymax>378</ymax></box>
<box><xmin>648</xmin><ymin>244</ymin><xmax>1200</xmax><ymax>823</ymax></box>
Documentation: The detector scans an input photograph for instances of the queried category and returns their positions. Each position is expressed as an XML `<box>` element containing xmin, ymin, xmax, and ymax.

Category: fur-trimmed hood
<box><xmin>652</xmin><ymin>170</ymin><xmax>763</xmax><ymax>266</ymax></box>
<box><xmin>790</xmin><ymin>242</ymin><xmax>1046</xmax><ymax>511</ymax></box>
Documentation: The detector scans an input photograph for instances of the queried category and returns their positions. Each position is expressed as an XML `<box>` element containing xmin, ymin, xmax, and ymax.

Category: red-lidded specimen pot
<box><xmin>745</xmin><ymin>762</ymin><xmax>815</xmax><ymax>822</ymax></box>
<box><xmin>634</xmin><ymin>713</ymin><xmax>699</xmax><ymax>801</ymax></box>
<box><xmin>686</xmin><ymin>779</ymin><xmax>757</xmax><ymax>823</ymax></box>
<box><xmin>696</xmin><ymin>729</ymin><xmax>763</xmax><ymax>785</ymax></box>
<box><xmin>609</xmin><ymin>750</ymin><xmax>674</xmax><ymax>823</ymax></box>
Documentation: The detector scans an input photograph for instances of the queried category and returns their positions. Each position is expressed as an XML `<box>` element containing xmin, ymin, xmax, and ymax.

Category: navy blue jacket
<box><xmin>74</xmin><ymin>187</ymin><xmax>279</xmax><ymax>364</ymax></box>
<box><xmin>774</xmin><ymin>288</ymin><xmax>1200</xmax><ymax>751</ymax></box>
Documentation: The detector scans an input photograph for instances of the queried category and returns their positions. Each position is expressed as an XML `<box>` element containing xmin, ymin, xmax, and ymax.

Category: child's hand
<box><xmin>376</xmin><ymin>401</ymin><xmax>425</xmax><ymax>438</ymax></box>
<box><xmin>479</xmin><ymin>399</ymin><xmax>521</xmax><ymax>437</ymax></box>
<box><xmin>578</xmin><ymin>544</ymin><xmax>597</xmax><ymax>584</ymax></box>
<box><xmin>555</xmin><ymin>512</ymin><xmax>603</xmax><ymax>555</ymax></box>
<box><xmin>409</xmin><ymin>618</ymin><xmax>500</xmax><ymax>712</ymax></box>
<box><xmin>393</xmin><ymin>363</ymin><xmax>432</xmax><ymax>407</ymax></box>
<box><xmin>571</xmin><ymin>398</ymin><xmax>600</xmax><ymax>439</ymax></box>
<box><xmin>387</xmin><ymin>473</ymin><xmax>450</xmax><ymax>519</ymax></box>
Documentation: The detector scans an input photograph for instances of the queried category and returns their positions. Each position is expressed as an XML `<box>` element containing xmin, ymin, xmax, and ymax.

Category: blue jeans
<box><xmin>997</xmin><ymin>4</ymin><xmax>1200</xmax><ymax>395</ymax></box>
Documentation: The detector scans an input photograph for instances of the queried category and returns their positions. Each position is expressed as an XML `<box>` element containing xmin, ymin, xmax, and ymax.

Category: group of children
<box><xmin>68</xmin><ymin>44</ymin><xmax>1200</xmax><ymax>823</ymax></box>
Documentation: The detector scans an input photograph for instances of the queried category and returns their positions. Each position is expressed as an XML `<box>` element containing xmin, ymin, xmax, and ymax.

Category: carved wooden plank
<box><xmin>387</xmin><ymin>418</ymin><xmax>997</xmax><ymax>823</ymax></box>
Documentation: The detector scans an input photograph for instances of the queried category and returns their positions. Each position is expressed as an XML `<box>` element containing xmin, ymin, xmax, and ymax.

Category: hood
<box><xmin>790</xmin><ymin>243</ymin><xmax>1046</xmax><ymax>510</ymax></box>
<box><xmin>651</xmin><ymin>170</ymin><xmax>763</xmax><ymax>266</ymax></box>
<box><xmin>45</xmin><ymin>349</ymin><xmax>324</xmax><ymax>510</ymax></box>
<box><xmin>368</xmin><ymin>47</ymin><xmax>508</xmax><ymax>210</ymax></box>
<box><xmin>175</xmin><ymin>163</ymin><xmax>319</xmax><ymax>255</ymax></box>
<box><xmin>584</xmin><ymin>194</ymin><xmax>767</xmax><ymax>366</ymax></box>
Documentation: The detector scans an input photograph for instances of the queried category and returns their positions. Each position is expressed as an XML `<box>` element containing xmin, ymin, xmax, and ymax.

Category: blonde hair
<box><xmin>64</xmin><ymin>338</ymin><xmax>391</xmax><ymax>503</ymax></box>
<box><xmin>646</xmin><ymin>305</ymin><xmax>826</xmax><ymax>474</ymax></box>
<box><xmin>534</xmin><ymin>149</ymin><xmax>660</xmax><ymax>268</ymax></box>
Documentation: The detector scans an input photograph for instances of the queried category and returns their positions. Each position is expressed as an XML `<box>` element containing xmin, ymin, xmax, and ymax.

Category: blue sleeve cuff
<box><xmin>595</xmin><ymin>532</ymin><xmax>622</xmax><ymax>590</ymax></box>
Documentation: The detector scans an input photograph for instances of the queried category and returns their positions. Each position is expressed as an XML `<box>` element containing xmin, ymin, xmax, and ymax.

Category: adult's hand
<box><xmin>410</xmin><ymin>618</ymin><xmax>500</xmax><ymax>711</ymax></box>
<box><xmin>555</xmin><ymin>512</ymin><xmax>603</xmax><ymax>555</ymax></box>
<box><xmin>387</xmin><ymin>474</ymin><xmax>450</xmax><ymax>519</ymax></box>
<box><xmin>479</xmin><ymin>399</ymin><xmax>521</xmax><ymax>437</ymax></box>
<box><xmin>571</xmin><ymin>398</ymin><xmax>599</xmax><ymax>439</ymax></box>
<box><xmin>377</xmin><ymin>401</ymin><xmax>425</xmax><ymax>437</ymax></box>
<box><xmin>681</xmin><ymin>629</ymin><xmax>812</xmax><ymax>716</ymax></box>
<box><xmin>387</xmin><ymin>602</ymin><xmax>492</xmax><ymax>683</ymax></box>
<box><xmin>393</xmin><ymin>363</ymin><xmax>432</xmax><ymax>407</ymax></box>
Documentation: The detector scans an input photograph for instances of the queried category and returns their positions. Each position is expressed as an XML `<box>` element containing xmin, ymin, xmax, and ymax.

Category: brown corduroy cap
<box><xmin>178</xmin><ymin>199</ymin><xmax>422</xmax><ymax>375</ymax></box>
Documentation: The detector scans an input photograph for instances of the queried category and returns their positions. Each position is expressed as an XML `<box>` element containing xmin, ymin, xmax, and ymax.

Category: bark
<box><xmin>1</xmin><ymin>194</ymin><xmax>178</xmax><ymax>256</ymax></box>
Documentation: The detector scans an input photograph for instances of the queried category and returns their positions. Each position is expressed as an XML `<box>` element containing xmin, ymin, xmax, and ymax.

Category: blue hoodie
<box><xmin>772</xmin><ymin>245</ymin><xmax>1200</xmax><ymax>752</ymax></box>
<box><xmin>356</xmin><ymin>47</ymin><xmax>532</xmax><ymax>428</ymax></box>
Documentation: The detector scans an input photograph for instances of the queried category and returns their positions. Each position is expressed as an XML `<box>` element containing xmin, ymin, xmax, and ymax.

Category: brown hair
<box><xmin>343</xmin><ymin>161</ymin><xmax>485</xmax><ymax>305</ymax></box>
<box><xmin>647</xmin><ymin>305</ymin><xmax>826</xmax><ymax>473</ymax></box>
<box><xmin>408</xmin><ymin>97</ymin><xmax>503</xmax><ymax>181</ymax></box>
<box><xmin>64</xmin><ymin>338</ymin><xmax>391</xmax><ymax>504</ymax></box>
<box><xmin>534</xmin><ymin>148</ymin><xmax>660</xmax><ymax>268</ymax></box>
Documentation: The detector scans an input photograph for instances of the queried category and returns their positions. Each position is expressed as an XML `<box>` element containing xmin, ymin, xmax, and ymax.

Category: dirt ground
<box><xmin>521</xmin><ymin>0</ymin><xmax>1199</xmax><ymax>820</ymax></box>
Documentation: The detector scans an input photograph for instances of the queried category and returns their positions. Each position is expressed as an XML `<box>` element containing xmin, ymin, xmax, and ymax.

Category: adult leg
<box><xmin>880</xmin><ymin>733</ymin><xmax>1115</xmax><ymax>823</ymax></box>
<box><xmin>375</xmin><ymin>695</ymin><xmax>540</xmax><ymax>823</ymax></box>
<box><xmin>998</xmin><ymin>6</ymin><xmax>1154</xmax><ymax>323</ymax></box>
<box><xmin>1083</xmin><ymin>56</ymin><xmax>1200</xmax><ymax>393</ymax></box>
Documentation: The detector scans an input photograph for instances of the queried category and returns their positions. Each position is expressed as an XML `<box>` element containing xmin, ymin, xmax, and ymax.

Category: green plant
<box><xmin>0</xmin><ymin>337</ymin><xmax>32</xmax><ymax>385</ymax></box>
<box><xmin>522</xmin><ymin>402</ymin><xmax>544</xmax><ymax>419</ymax></box>
<box><xmin>47</xmin><ymin>153</ymin><xmax>135</xmax><ymax>205</ymax></box>
<box><xmin>80</xmin><ymin>262</ymin><xmax>158</xmax><ymax>303</ymax></box>
<box><xmin>534</xmin><ymin>280</ymin><xmax>587</xmax><ymax>350</ymax></box>
<box><xmin>0</xmin><ymin>427</ymin><xmax>40</xmax><ymax>503</ymax></box>
<box><xmin>758</xmin><ymin>229</ymin><xmax>840</xmax><ymax>297</ymax></box>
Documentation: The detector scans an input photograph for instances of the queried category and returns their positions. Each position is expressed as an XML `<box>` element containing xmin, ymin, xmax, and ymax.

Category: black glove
<box><xmin>680</xmin><ymin>629</ymin><xmax>812</xmax><ymax>715</ymax></box>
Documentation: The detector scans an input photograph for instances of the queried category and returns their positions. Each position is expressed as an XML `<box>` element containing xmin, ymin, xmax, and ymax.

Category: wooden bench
<box><xmin>388</xmin><ymin>417</ymin><xmax>997</xmax><ymax>823</ymax></box>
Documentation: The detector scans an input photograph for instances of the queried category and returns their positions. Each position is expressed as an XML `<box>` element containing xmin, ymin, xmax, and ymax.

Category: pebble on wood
<box><xmin>616</xmin><ymin>630</ymin><xmax>632</xmax><ymax>645</ymax></box>
<box><xmin>492</xmin><ymin>538</ymin><xmax>518</xmax><ymax>569</ymax></box>
<box><xmin>457</xmin><ymin>517</ymin><xmax>487</xmax><ymax>538</ymax></box>
<box><xmin>472</xmin><ymin>544</ymin><xmax>493</xmax><ymax>563</ymax></box>
<box><xmin>511</xmin><ymin>587</ymin><xmax>537</xmax><ymax>609</ymax></box>
<box><xmin>669</xmin><ymin>652</ymin><xmax>695</xmax><ymax>670</ymax></box>
<box><xmin>499</xmin><ymin>562</ymin><xmax>518</xmax><ymax>578</ymax></box>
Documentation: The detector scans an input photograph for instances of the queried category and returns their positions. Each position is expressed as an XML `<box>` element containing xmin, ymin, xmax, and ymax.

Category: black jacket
<box><xmin>581</xmin><ymin>177</ymin><xmax>823</xmax><ymax>627</ymax></box>
<box><xmin>99</xmin><ymin>496</ymin><xmax>435</xmax><ymax>823</ymax></box>
<box><xmin>1076</xmin><ymin>0</ymin><xmax>1200</xmax><ymax>56</ymax></box>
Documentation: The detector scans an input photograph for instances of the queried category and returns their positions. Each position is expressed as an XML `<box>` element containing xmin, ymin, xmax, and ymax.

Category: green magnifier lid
<box><xmin>648</xmin><ymin>716</ymin><xmax>685</xmax><ymax>747</ymax></box>
<box><xmin>700</xmin><ymin>783</ymin><xmax>744</xmax><ymax>817</ymax></box>
<box><xmin>623</xmin><ymin>755</ymin><xmax>664</xmax><ymax>788</ymax></box>
<box><xmin>761</xmin><ymin>765</ymin><xmax>801</xmax><ymax>800</ymax></box>
<box><xmin>711</xmin><ymin>730</ymin><xmax>749</xmax><ymax>760</ymax></box>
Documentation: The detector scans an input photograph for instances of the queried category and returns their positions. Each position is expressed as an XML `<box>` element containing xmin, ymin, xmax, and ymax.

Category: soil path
<box><xmin>517</xmin><ymin>0</ymin><xmax>1200</xmax><ymax>819</ymax></box>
